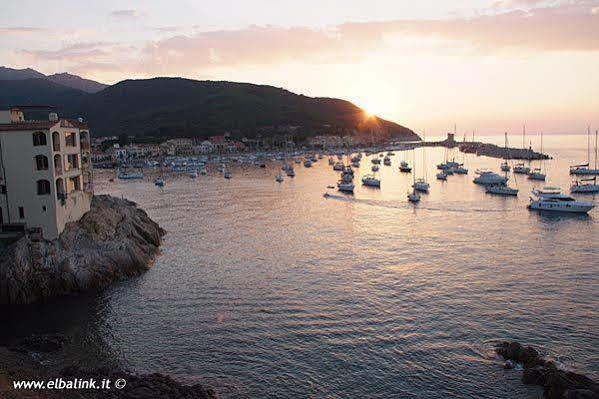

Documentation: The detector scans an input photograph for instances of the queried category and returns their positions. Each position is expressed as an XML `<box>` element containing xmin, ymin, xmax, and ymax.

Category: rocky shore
<box><xmin>496</xmin><ymin>341</ymin><xmax>599</xmax><ymax>399</ymax></box>
<box><xmin>460</xmin><ymin>142</ymin><xmax>550</xmax><ymax>160</ymax></box>
<box><xmin>0</xmin><ymin>195</ymin><xmax>165</xmax><ymax>305</ymax></box>
<box><xmin>0</xmin><ymin>338</ymin><xmax>216</xmax><ymax>399</ymax></box>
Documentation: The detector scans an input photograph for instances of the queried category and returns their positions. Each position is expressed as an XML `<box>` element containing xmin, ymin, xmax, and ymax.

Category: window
<box><xmin>19</xmin><ymin>207</ymin><xmax>25</xmax><ymax>219</ymax></box>
<box><xmin>42</xmin><ymin>206</ymin><xmax>47</xmax><ymax>212</ymax></box>
<box><xmin>37</xmin><ymin>180</ymin><xmax>51</xmax><ymax>195</ymax></box>
<box><xmin>0</xmin><ymin>185</ymin><xmax>5</xmax><ymax>194</ymax></box>
<box><xmin>35</xmin><ymin>155</ymin><xmax>49</xmax><ymax>170</ymax></box>
<box><xmin>66</xmin><ymin>154</ymin><xmax>79</xmax><ymax>171</ymax></box>
<box><xmin>52</xmin><ymin>131</ymin><xmax>61</xmax><ymax>151</ymax></box>
<box><xmin>33</xmin><ymin>132</ymin><xmax>47</xmax><ymax>146</ymax></box>
<box><xmin>65</xmin><ymin>132</ymin><xmax>77</xmax><ymax>147</ymax></box>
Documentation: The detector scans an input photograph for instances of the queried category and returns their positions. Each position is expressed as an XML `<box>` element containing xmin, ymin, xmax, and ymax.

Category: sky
<box><xmin>1</xmin><ymin>0</ymin><xmax>599</xmax><ymax>135</ymax></box>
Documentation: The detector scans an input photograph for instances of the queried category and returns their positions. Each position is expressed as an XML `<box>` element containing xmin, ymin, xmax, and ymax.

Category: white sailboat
<box><xmin>501</xmin><ymin>132</ymin><xmax>511</xmax><ymax>172</ymax></box>
<box><xmin>528</xmin><ymin>132</ymin><xmax>546</xmax><ymax>181</ymax></box>
<box><xmin>408</xmin><ymin>149</ymin><xmax>421</xmax><ymax>203</ymax></box>
<box><xmin>413</xmin><ymin>134</ymin><xmax>430</xmax><ymax>193</ymax></box>
<box><xmin>570</xmin><ymin>127</ymin><xmax>599</xmax><ymax>175</ymax></box>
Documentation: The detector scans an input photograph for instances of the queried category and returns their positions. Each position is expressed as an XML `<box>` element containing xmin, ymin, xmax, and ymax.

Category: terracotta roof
<box><xmin>0</xmin><ymin>119</ymin><xmax>89</xmax><ymax>132</ymax></box>
<box><xmin>0</xmin><ymin>120</ymin><xmax>58</xmax><ymax>132</ymax></box>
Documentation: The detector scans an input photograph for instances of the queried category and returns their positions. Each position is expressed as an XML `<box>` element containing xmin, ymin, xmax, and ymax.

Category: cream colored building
<box><xmin>0</xmin><ymin>108</ymin><xmax>93</xmax><ymax>240</ymax></box>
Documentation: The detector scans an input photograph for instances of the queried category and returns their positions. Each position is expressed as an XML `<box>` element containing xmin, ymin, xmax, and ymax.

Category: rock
<box><xmin>10</xmin><ymin>333</ymin><xmax>68</xmax><ymax>354</ymax></box>
<box><xmin>496</xmin><ymin>341</ymin><xmax>599</xmax><ymax>399</ymax></box>
<box><xmin>0</xmin><ymin>195</ymin><xmax>165</xmax><ymax>305</ymax></box>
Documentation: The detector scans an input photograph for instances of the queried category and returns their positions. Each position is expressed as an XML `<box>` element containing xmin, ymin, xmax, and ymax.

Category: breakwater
<box><xmin>417</xmin><ymin>138</ymin><xmax>550</xmax><ymax>160</ymax></box>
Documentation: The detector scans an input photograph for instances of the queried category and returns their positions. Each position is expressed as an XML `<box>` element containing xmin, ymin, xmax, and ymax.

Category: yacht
<box><xmin>352</xmin><ymin>161</ymin><xmax>360</xmax><ymax>168</ymax></box>
<box><xmin>528</xmin><ymin>187</ymin><xmax>595</xmax><ymax>213</ymax></box>
<box><xmin>453</xmin><ymin>164</ymin><xmax>468</xmax><ymax>174</ymax></box>
<box><xmin>189</xmin><ymin>171</ymin><xmax>198</xmax><ymax>179</ymax></box>
<box><xmin>399</xmin><ymin>161</ymin><xmax>412</xmax><ymax>172</ymax></box>
<box><xmin>199</xmin><ymin>167</ymin><xmax>208</xmax><ymax>175</ymax></box>
<box><xmin>513</xmin><ymin>163</ymin><xmax>530</xmax><ymax>174</ymax></box>
<box><xmin>473</xmin><ymin>170</ymin><xmax>508</xmax><ymax>185</ymax></box>
<box><xmin>286</xmin><ymin>167</ymin><xmax>295</xmax><ymax>177</ymax></box>
<box><xmin>328</xmin><ymin>157</ymin><xmax>335</xmax><ymax>165</ymax></box>
<box><xmin>437</xmin><ymin>160</ymin><xmax>460</xmax><ymax>170</ymax></box>
<box><xmin>571</xmin><ymin>177</ymin><xmax>599</xmax><ymax>193</ymax></box>
<box><xmin>407</xmin><ymin>191</ymin><xmax>421</xmax><ymax>203</ymax></box>
<box><xmin>501</xmin><ymin>161</ymin><xmax>511</xmax><ymax>172</ymax></box>
<box><xmin>361</xmin><ymin>174</ymin><xmax>381</xmax><ymax>188</ymax></box>
<box><xmin>570</xmin><ymin>128</ymin><xmax>599</xmax><ymax>175</ymax></box>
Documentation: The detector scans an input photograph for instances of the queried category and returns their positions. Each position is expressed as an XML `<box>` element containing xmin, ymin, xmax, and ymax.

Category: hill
<box><xmin>0</xmin><ymin>66</ymin><xmax>107</xmax><ymax>93</ymax></box>
<box><xmin>0</xmin><ymin>76</ymin><xmax>419</xmax><ymax>141</ymax></box>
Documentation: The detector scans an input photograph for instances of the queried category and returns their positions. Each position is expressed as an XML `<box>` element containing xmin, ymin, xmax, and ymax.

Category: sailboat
<box><xmin>514</xmin><ymin>125</ymin><xmax>531</xmax><ymax>174</ymax></box>
<box><xmin>528</xmin><ymin>132</ymin><xmax>546</xmax><ymax>181</ymax></box>
<box><xmin>413</xmin><ymin>132</ymin><xmax>430</xmax><ymax>193</ymax></box>
<box><xmin>570</xmin><ymin>127</ymin><xmax>599</xmax><ymax>175</ymax></box>
<box><xmin>501</xmin><ymin>132</ymin><xmax>511</xmax><ymax>172</ymax></box>
<box><xmin>571</xmin><ymin>130</ymin><xmax>599</xmax><ymax>193</ymax></box>
<box><xmin>408</xmin><ymin>149</ymin><xmax>421</xmax><ymax>202</ymax></box>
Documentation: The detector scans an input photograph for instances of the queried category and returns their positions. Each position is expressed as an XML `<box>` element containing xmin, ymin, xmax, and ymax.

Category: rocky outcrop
<box><xmin>0</xmin><ymin>346</ymin><xmax>216</xmax><ymax>399</ymax></box>
<box><xmin>496</xmin><ymin>341</ymin><xmax>599</xmax><ymax>399</ymax></box>
<box><xmin>0</xmin><ymin>195</ymin><xmax>165</xmax><ymax>305</ymax></box>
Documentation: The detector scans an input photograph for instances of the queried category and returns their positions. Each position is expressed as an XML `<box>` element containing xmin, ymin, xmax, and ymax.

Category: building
<box><xmin>0</xmin><ymin>107</ymin><xmax>93</xmax><ymax>240</ymax></box>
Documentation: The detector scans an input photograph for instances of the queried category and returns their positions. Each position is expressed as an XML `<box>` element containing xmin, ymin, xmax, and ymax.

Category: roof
<box><xmin>0</xmin><ymin>120</ymin><xmax>57</xmax><ymax>132</ymax></box>
<box><xmin>0</xmin><ymin>119</ymin><xmax>88</xmax><ymax>132</ymax></box>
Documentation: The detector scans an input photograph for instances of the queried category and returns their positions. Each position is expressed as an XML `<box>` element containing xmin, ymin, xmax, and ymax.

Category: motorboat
<box><xmin>399</xmin><ymin>161</ymin><xmax>412</xmax><ymax>172</ymax></box>
<box><xmin>407</xmin><ymin>191</ymin><xmax>421</xmax><ymax>203</ymax></box>
<box><xmin>199</xmin><ymin>167</ymin><xmax>208</xmax><ymax>175</ymax></box>
<box><xmin>286</xmin><ymin>167</ymin><xmax>295</xmax><ymax>177</ymax></box>
<box><xmin>501</xmin><ymin>161</ymin><xmax>511</xmax><ymax>172</ymax></box>
<box><xmin>437</xmin><ymin>160</ymin><xmax>460</xmax><ymax>170</ymax></box>
<box><xmin>224</xmin><ymin>171</ymin><xmax>233</xmax><ymax>179</ymax></box>
<box><xmin>571</xmin><ymin>177</ymin><xmax>599</xmax><ymax>193</ymax></box>
<box><xmin>154</xmin><ymin>178</ymin><xmax>165</xmax><ymax>187</ymax></box>
<box><xmin>453</xmin><ymin>164</ymin><xmax>468</xmax><ymax>174</ymax></box>
<box><xmin>361</xmin><ymin>174</ymin><xmax>381</xmax><ymax>188</ymax></box>
<box><xmin>371</xmin><ymin>158</ymin><xmax>381</xmax><ymax>165</ymax></box>
<box><xmin>383</xmin><ymin>156</ymin><xmax>391</xmax><ymax>166</ymax></box>
<box><xmin>473</xmin><ymin>170</ymin><xmax>508</xmax><ymax>185</ymax></box>
<box><xmin>333</xmin><ymin>162</ymin><xmax>345</xmax><ymax>171</ymax></box>
<box><xmin>118</xmin><ymin>170</ymin><xmax>144</xmax><ymax>180</ymax></box>
<box><xmin>436</xmin><ymin>171</ymin><xmax>447</xmax><ymax>180</ymax></box>
<box><xmin>328</xmin><ymin>157</ymin><xmax>335</xmax><ymax>165</ymax></box>
<box><xmin>338</xmin><ymin>181</ymin><xmax>355</xmax><ymax>193</ymax></box>
<box><xmin>413</xmin><ymin>179</ymin><xmax>430</xmax><ymax>193</ymax></box>
<box><xmin>304</xmin><ymin>160</ymin><xmax>313</xmax><ymax>168</ymax></box>
<box><xmin>528</xmin><ymin>187</ymin><xmax>595</xmax><ymax>213</ymax></box>
<box><xmin>486</xmin><ymin>184</ymin><xmax>518</xmax><ymax>196</ymax></box>
<box><xmin>371</xmin><ymin>165</ymin><xmax>380</xmax><ymax>172</ymax></box>
<box><xmin>352</xmin><ymin>161</ymin><xmax>360</xmax><ymax>168</ymax></box>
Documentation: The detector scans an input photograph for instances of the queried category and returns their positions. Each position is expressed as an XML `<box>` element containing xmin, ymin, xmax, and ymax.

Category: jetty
<box><xmin>415</xmin><ymin>133</ymin><xmax>550</xmax><ymax>160</ymax></box>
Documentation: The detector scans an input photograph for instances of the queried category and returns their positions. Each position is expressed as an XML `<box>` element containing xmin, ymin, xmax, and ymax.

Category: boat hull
<box><xmin>528</xmin><ymin>201</ymin><xmax>595</xmax><ymax>213</ymax></box>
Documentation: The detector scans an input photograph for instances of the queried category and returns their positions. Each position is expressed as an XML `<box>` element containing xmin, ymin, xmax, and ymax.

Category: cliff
<box><xmin>0</xmin><ymin>195</ymin><xmax>165</xmax><ymax>305</ymax></box>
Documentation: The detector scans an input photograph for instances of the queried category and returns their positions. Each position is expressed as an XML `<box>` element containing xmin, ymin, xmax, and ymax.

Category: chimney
<box><xmin>49</xmin><ymin>112</ymin><xmax>58</xmax><ymax>121</ymax></box>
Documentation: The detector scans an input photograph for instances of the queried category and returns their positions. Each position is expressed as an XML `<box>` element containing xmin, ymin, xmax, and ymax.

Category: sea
<box><xmin>3</xmin><ymin>134</ymin><xmax>598</xmax><ymax>398</ymax></box>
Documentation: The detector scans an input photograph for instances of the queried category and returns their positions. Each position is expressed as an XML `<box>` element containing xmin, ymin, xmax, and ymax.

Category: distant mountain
<box><xmin>47</xmin><ymin>72</ymin><xmax>108</xmax><ymax>94</ymax></box>
<box><xmin>0</xmin><ymin>75</ymin><xmax>419</xmax><ymax>142</ymax></box>
<box><xmin>0</xmin><ymin>66</ymin><xmax>46</xmax><ymax>80</ymax></box>
<box><xmin>0</xmin><ymin>66</ymin><xmax>107</xmax><ymax>93</ymax></box>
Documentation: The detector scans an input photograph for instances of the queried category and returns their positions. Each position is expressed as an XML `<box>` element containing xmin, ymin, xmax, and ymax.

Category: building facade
<box><xmin>0</xmin><ymin>108</ymin><xmax>93</xmax><ymax>240</ymax></box>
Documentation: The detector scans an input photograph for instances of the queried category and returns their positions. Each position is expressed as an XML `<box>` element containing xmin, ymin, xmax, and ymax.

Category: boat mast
<box><xmin>588</xmin><ymin>126</ymin><xmax>591</xmax><ymax>166</ymax></box>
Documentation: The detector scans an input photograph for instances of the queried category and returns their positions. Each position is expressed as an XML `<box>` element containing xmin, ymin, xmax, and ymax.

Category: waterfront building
<box><xmin>0</xmin><ymin>107</ymin><xmax>93</xmax><ymax>240</ymax></box>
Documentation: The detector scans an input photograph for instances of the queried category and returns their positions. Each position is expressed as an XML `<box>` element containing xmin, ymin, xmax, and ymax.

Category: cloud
<box><xmin>109</xmin><ymin>9</ymin><xmax>143</xmax><ymax>19</ymax></box>
<box><xmin>0</xmin><ymin>26</ymin><xmax>43</xmax><ymax>35</ymax></box>
<box><xmin>488</xmin><ymin>0</ymin><xmax>555</xmax><ymax>10</ymax></box>
<box><xmin>592</xmin><ymin>5</ymin><xmax>599</xmax><ymax>13</ymax></box>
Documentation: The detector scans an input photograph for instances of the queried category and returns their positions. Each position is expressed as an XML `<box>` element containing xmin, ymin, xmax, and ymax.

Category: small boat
<box><xmin>399</xmin><ymin>161</ymin><xmax>412</xmax><ymax>172</ymax></box>
<box><xmin>371</xmin><ymin>158</ymin><xmax>381</xmax><ymax>165</ymax></box>
<box><xmin>571</xmin><ymin>177</ymin><xmax>599</xmax><ymax>193</ymax></box>
<box><xmin>337</xmin><ymin>182</ymin><xmax>355</xmax><ymax>193</ymax></box>
<box><xmin>118</xmin><ymin>170</ymin><xmax>144</xmax><ymax>180</ymax></box>
<box><xmin>485</xmin><ymin>184</ymin><xmax>518</xmax><ymax>196</ymax></box>
<box><xmin>453</xmin><ymin>164</ymin><xmax>468</xmax><ymax>174</ymax></box>
<box><xmin>413</xmin><ymin>179</ymin><xmax>430</xmax><ymax>193</ymax></box>
<box><xmin>371</xmin><ymin>165</ymin><xmax>379</xmax><ymax>172</ymax></box>
<box><xmin>527</xmin><ymin>168</ymin><xmax>546</xmax><ymax>181</ymax></box>
<box><xmin>407</xmin><ymin>191</ymin><xmax>421</xmax><ymax>203</ymax></box>
<box><xmin>154</xmin><ymin>178</ymin><xmax>165</xmax><ymax>187</ymax></box>
<box><xmin>286</xmin><ymin>168</ymin><xmax>295</xmax><ymax>177</ymax></box>
<box><xmin>351</xmin><ymin>161</ymin><xmax>360</xmax><ymax>168</ymax></box>
<box><xmin>189</xmin><ymin>171</ymin><xmax>198</xmax><ymax>179</ymax></box>
<box><xmin>275</xmin><ymin>174</ymin><xmax>284</xmax><ymax>183</ymax></box>
<box><xmin>304</xmin><ymin>160</ymin><xmax>313</xmax><ymax>168</ymax></box>
<box><xmin>528</xmin><ymin>187</ymin><xmax>595</xmax><ymax>213</ymax></box>
<box><xmin>570</xmin><ymin>128</ymin><xmax>599</xmax><ymax>175</ymax></box>
<box><xmin>436</xmin><ymin>172</ymin><xmax>448</xmax><ymax>180</ymax></box>
<box><xmin>200</xmin><ymin>167</ymin><xmax>208</xmax><ymax>175</ymax></box>
<box><xmin>327</xmin><ymin>185</ymin><xmax>336</xmax><ymax>189</ymax></box>
<box><xmin>361</xmin><ymin>174</ymin><xmax>381</xmax><ymax>188</ymax></box>
<box><xmin>513</xmin><ymin>163</ymin><xmax>531</xmax><ymax>174</ymax></box>
<box><xmin>328</xmin><ymin>157</ymin><xmax>335</xmax><ymax>165</ymax></box>
<box><xmin>501</xmin><ymin>161</ymin><xmax>511</xmax><ymax>172</ymax></box>
<box><xmin>333</xmin><ymin>162</ymin><xmax>344</xmax><ymax>171</ymax></box>
<box><xmin>383</xmin><ymin>156</ymin><xmax>391</xmax><ymax>166</ymax></box>
<box><xmin>224</xmin><ymin>170</ymin><xmax>233</xmax><ymax>179</ymax></box>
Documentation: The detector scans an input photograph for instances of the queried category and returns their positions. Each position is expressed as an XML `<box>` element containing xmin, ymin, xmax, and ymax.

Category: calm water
<box><xmin>4</xmin><ymin>134</ymin><xmax>598</xmax><ymax>398</ymax></box>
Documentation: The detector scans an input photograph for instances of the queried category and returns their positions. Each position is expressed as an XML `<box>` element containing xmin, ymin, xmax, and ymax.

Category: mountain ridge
<box><xmin>0</xmin><ymin>66</ymin><xmax>108</xmax><ymax>93</ymax></box>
